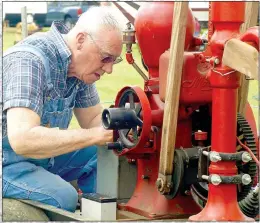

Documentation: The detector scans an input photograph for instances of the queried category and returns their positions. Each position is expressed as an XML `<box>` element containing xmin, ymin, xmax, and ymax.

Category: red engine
<box><xmin>102</xmin><ymin>2</ymin><xmax>259</xmax><ymax>221</ymax></box>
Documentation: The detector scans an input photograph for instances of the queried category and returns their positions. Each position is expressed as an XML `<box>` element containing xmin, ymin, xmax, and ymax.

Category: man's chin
<box><xmin>83</xmin><ymin>78</ymin><xmax>97</xmax><ymax>85</ymax></box>
<box><xmin>83</xmin><ymin>80</ymin><xmax>95</xmax><ymax>85</ymax></box>
<box><xmin>82</xmin><ymin>73</ymin><xmax>100</xmax><ymax>84</ymax></box>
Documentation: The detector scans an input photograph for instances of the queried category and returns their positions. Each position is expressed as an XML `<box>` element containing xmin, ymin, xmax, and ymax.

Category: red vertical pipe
<box><xmin>189</xmin><ymin>2</ymin><xmax>254</xmax><ymax>221</ymax></box>
<box><xmin>195</xmin><ymin>69</ymin><xmax>253</xmax><ymax>221</ymax></box>
<box><xmin>211</xmin><ymin>2</ymin><xmax>245</xmax><ymax>22</ymax></box>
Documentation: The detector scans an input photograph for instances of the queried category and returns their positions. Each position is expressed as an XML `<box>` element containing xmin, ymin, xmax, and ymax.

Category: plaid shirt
<box><xmin>3</xmin><ymin>21</ymin><xmax>100</xmax><ymax>137</ymax></box>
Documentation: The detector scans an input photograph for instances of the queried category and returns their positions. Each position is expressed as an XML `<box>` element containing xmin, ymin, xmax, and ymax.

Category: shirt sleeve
<box><xmin>75</xmin><ymin>82</ymin><xmax>100</xmax><ymax>108</ymax></box>
<box><xmin>3</xmin><ymin>56</ymin><xmax>45</xmax><ymax>117</ymax></box>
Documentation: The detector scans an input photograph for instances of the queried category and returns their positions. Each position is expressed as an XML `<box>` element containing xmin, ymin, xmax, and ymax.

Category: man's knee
<box><xmin>31</xmin><ymin>181</ymin><xmax>78</xmax><ymax>212</ymax></box>
<box><xmin>3</xmin><ymin>162</ymin><xmax>79</xmax><ymax>212</ymax></box>
<box><xmin>53</xmin><ymin>184</ymin><xmax>78</xmax><ymax>212</ymax></box>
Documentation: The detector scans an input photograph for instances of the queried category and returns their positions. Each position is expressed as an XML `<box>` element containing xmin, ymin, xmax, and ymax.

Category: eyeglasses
<box><xmin>87</xmin><ymin>33</ymin><xmax>123</xmax><ymax>64</ymax></box>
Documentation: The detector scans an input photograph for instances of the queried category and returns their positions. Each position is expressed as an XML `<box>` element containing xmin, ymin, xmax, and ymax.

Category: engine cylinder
<box><xmin>134</xmin><ymin>2</ymin><xmax>195</xmax><ymax>78</ymax></box>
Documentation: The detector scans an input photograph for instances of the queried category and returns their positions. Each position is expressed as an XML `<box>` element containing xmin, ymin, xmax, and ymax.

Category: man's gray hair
<box><xmin>75</xmin><ymin>6</ymin><xmax>123</xmax><ymax>37</ymax></box>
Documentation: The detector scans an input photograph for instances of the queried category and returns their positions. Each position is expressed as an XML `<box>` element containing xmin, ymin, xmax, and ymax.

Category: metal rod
<box><xmin>132</xmin><ymin>62</ymin><xmax>148</xmax><ymax>81</ymax></box>
<box><xmin>21</xmin><ymin>6</ymin><xmax>28</xmax><ymax>39</ymax></box>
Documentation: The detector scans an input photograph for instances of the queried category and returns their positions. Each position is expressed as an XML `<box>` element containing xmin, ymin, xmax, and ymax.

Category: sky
<box><xmin>3</xmin><ymin>1</ymin><xmax>210</xmax><ymax>16</ymax></box>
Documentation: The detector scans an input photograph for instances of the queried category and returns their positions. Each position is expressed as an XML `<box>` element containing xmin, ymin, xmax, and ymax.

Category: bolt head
<box><xmin>210</xmin><ymin>151</ymin><xmax>222</xmax><ymax>162</ymax></box>
<box><xmin>167</xmin><ymin>182</ymin><xmax>173</xmax><ymax>189</ymax></box>
<box><xmin>242</xmin><ymin>174</ymin><xmax>251</xmax><ymax>185</ymax></box>
<box><xmin>242</xmin><ymin>152</ymin><xmax>252</xmax><ymax>163</ymax></box>
<box><xmin>156</xmin><ymin>178</ymin><xmax>163</xmax><ymax>189</ymax></box>
<box><xmin>211</xmin><ymin>174</ymin><xmax>222</xmax><ymax>185</ymax></box>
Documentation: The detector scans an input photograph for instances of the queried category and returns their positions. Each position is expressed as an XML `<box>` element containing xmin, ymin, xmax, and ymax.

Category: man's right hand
<box><xmin>94</xmin><ymin>126</ymin><xmax>113</xmax><ymax>146</ymax></box>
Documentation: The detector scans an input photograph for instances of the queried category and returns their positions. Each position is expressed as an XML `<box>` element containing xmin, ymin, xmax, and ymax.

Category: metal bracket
<box><xmin>202</xmin><ymin>173</ymin><xmax>252</xmax><ymax>185</ymax></box>
<box><xmin>202</xmin><ymin>150</ymin><xmax>252</xmax><ymax>163</ymax></box>
<box><xmin>212</xmin><ymin>58</ymin><xmax>236</xmax><ymax>76</ymax></box>
<box><xmin>156</xmin><ymin>174</ymin><xmax>172</xmax><ymax>194</ymax></box>
<box><xmin>212</xmin><ymin>57</ymin><xmax>254</xmax><ymax>80</ymax></box>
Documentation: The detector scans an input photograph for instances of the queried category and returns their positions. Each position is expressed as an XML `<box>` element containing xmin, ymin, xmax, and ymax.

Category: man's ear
<box><xmin>76</xmin><ymin>32</ymin><xmax>86</xmax><ymax>50</ymax></box>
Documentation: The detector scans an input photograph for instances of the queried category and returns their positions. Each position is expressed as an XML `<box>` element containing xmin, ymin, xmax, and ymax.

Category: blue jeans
<box><xmin>3</xmin><ymin>146</ymin><xmax>97</xmax><ymax>212</ymax></box>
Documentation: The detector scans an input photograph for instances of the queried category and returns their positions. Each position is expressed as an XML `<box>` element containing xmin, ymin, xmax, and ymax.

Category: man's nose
<box><xmin>102</xmin><ymin>62</ymin><xmax>113</xmax><ymax>74</ymax></box>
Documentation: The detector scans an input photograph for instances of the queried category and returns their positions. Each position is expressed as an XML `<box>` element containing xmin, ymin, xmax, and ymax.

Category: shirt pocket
<box><xmin>41</xmin><ymin>89</ymin><xmax>76</xmax><ymax>129</ymax></box>
<box><xmin>42</xmin><ymin>108</ymin><xmax>73</xmax><ymax>129</ymax></box>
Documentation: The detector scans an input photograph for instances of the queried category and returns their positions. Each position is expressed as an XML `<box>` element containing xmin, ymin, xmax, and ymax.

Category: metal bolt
<box><xmin>203</xmin><ymin>151</ymin><xmax>221</xmax><ymax>162</ymax></box>
<box><xmin>202</xmin><ymin>175</ymin><xmax>209</xmax><ymax>181</ymax></box>
<box><xmin>210</xmin><ymin>174</ymin><xmax>222</xmax><ymax>185</ymax></box>
<box><xmin>242</xmin><ymin>152</ymin><xmax>252</xmax><ymax>163</ymax></box>
<box><xmin>156</xmin><ymin>178</ymin><xmax>163</xmax><ymax>190</ymax></box>
<box><xmin>167</xmin><ymin>182</ymin><xmax>173</xmax><ymax>189</ymax></box>
<box><xmin>202</xmin><ymin>151</ymin><xmax>209</xmax><ymax>156</ymax></box>
<box><xmin>209</xmin><ymin>151</ymin><xmax>222</xmax><ymax>162</ymax></box>
<box><xmin>214</xmin><ymin>58</ymin><xmax>220</xmax><ymax>65</ymax></box>
<box><xmin>241</xmin><ymin>174</ymin><xmax>251</xmax><ymax>185</ymax></box>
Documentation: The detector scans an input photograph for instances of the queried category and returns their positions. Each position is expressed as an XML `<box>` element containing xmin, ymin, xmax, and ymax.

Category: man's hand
<box><xmin>94</xmin><ymin>126</ymin><xmax>113</xmax><ymax>146</ymax></box>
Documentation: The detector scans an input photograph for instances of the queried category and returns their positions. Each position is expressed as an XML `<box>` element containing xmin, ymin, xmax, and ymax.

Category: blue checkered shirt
<box><xmin>3</xmin><ymin>21</ymin><xmax>100</xmax><ymax>137</ymax></box>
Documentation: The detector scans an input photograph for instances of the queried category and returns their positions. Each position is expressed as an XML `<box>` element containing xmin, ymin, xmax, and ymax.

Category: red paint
<box><xmin>239</xmin><ymin>26</ymin><xmax>259</xmax><ymax>49</ymax></box>
<box><xmin>125</xmin><ymin>53</ymin><xmax>134</xmax><ymax>64</ymax></box>
<box><xmin>118</xmin><ymin>154</ymin><xmax>201</xmax><ymax>219</ymax></box>
<box><xmin>111</xmin><ymin>1</ymin><xmax>259</xmax><ymax>220</ymax></box>
<box><xmin>113</xmin><ymin>86</ymin><xmax>153</xmax><ymax>158</ymax></box>
<box><xmin>189</xmin><ymin>2</ymin><xmax>256</xmax><ymax>221</ymax></box>
<box><xmin>159</xmin><ymin>51</ymin><xmax>212</xmax><ymax>104</ymax></box>
<box><xmin>195</xmin><ymin>132</ymin><xmax>208</xmax><ymax>141</ymax></box>
<box><xmin>134</xmin><ymin>2</ymin><xmax>195</xmax><ymax>79</ymax></box>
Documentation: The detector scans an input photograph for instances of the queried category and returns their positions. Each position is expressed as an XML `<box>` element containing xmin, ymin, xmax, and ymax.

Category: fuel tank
<box><xmin>135</xmin><ymin>2</ymin><xmax>195</xmax><ymax>77</ymax></box>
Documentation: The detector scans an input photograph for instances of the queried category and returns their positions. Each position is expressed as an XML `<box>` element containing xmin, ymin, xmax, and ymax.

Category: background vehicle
<box><xmin>45</xmin><ymin>2</ymin><xmax>100</xmax><ymax>29</ymax></box>
<box><xmin>3</xmin><ymin>2</ymin><xmax>47</xmax><ymax>27</ymax></box>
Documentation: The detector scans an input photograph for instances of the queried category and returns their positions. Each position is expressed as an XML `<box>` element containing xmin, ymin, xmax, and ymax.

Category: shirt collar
<box><xmin>48</xmin><ymin>21</ymin><xmax>72</xmax><ymax>63</ymax></box>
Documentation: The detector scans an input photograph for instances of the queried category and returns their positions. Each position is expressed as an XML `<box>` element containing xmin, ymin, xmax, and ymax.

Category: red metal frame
<box><xmin>112</xmin><ymin>1</ymin><xmax>259</xmax><ymax>220</ymax></box>
<box><xmin>189</xmin><ymin>2</ymin><xmax>257</xmax><ymax>221</ymax></box>
<box><xmin>116</xmin><ymin>90</ymin><xmax>201</xmax><ymax>218</ymax></box>
<box><xmin>118</xmin><ymin>154</ymin><xmax>201</xmax><ymax>219</ymax></box>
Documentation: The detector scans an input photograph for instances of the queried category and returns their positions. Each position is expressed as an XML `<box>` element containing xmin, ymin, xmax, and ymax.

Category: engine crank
<box><xmin>102</xmin><ymin>86</ymin><xmax>152</xmax><ymax>156</ymax></box>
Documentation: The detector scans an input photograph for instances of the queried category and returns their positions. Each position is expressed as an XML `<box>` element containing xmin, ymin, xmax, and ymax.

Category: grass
<box><xmin>3</xmin><ymin>27</ymin><xmax>259</xmax><ymax>131</ymax></box>
<box><xmin>247</xmin><ymin>81</ymin><xmax>259</xmax><ymax>130</ymax></box>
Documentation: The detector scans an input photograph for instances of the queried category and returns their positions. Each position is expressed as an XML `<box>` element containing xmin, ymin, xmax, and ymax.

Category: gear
<box><xmin>236</xmin><ymin>114</ymin><xmax>257</xmax><ymax>200</ymax></box>
<box><xmin>191</xmin><ymin>114</ymin><xmax>258</xmax><ymax>203</ymax></box>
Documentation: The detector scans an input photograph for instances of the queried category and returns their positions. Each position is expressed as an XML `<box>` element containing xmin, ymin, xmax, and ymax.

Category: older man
<box><xmin>3</xmin><ymin>6</ymin><xmax>123</xmax><ymax>212</ymax></box>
